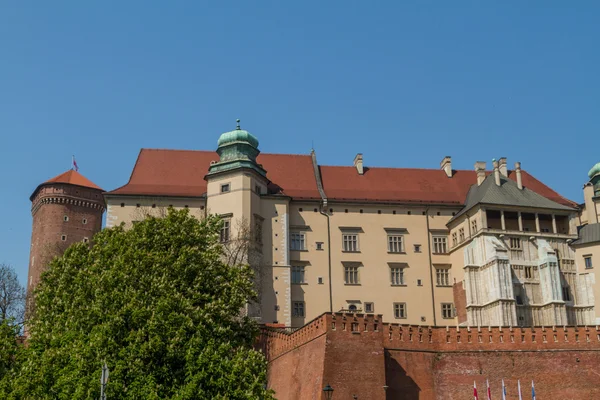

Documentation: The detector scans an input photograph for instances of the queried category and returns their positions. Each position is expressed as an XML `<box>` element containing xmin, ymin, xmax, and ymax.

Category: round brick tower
<box><xmin>27</xmin><ymin>169</ymin><xmax>105</xmax><ymax>292</ymax></box>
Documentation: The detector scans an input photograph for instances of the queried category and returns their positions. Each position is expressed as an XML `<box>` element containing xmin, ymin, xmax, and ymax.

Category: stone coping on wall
<box><xmin>258</xmin><ymin>312</ymin><xmax>600</xmax><ymax>361</ymax></box>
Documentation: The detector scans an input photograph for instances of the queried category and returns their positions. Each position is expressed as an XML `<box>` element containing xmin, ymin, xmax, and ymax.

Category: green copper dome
<box><xmin>588</xmin><ymin>162</ymin><xmax>600</xmax><ymax>179</ymax></box>
<box><xmin>217</xmin><ymin>120</ymin><xmax>259</xmax><ymax>149</ymax></box>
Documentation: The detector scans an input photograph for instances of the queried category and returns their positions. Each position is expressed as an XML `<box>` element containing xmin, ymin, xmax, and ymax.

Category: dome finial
<box><xmin>236</xmin><ymin>119</ymin><xmax>241</xmax><ymax>130</ymax></box>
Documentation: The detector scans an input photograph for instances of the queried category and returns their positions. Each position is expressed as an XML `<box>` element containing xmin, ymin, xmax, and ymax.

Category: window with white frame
<box><xmin>432</xmin><ymin>236</ymin><xmax>447</xmax><ymax>254</ymax></box>
<box><xmin>291</xmin><ymin>265</ymin><xmax>305</xmax><ymax>284</ymax></box>
<box><xmin>292</xmin><ymin>301</ymin><xmax>305</xmax><ymax>317</ymax></box>
<box><xmin>390</xmin><ymin>266</ymin><xmax>405</xmax><ymax>285</ymax></box>
<box><xmin>435</xmin><ymin>267</ymin><xmax>450</xmax><ymax>286</ymax></box>
<box><xmin>220</xmin><ymin>219</ymin><xmax>230</xmax><ymax>243</ymax></box>
<box><xmin>344</xmin><ymin>265</ymin><xmax>360</xmax><ymax>284</ymax></box>
<box><xmin>510</xmin><ymin>237</ymin><xmax>522</xmax><ymax>249</ymax></box>
<box><xmin>442</xmin><ymin>303</ymin><xmax>454</xmax><ymax>319</ymax></box>
<box><xmin>388</xmin><ymin>234</ymin><xmax>404</xmax><ymax>253</ymax></box>
<box><xmin>393</xmin><ymin>302</ymin><xmax>406</xmax><ymax>319</ymax></box>
<box><xmin>342</xmin><ymin>233</ymin><xmax>359</xmax><ymax>252</ymax></box>
<box><xmin>290</xmin><ymin>232</ymin><xmax>306</xmax><ymax>250</ymax></box>
<box><xmin>585</xmin><ymin>256</ymin><xmax>593</xmax><ymax>269</ymax></box>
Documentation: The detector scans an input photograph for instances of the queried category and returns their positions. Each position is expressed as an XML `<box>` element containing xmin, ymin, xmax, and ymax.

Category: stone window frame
<box><xmin>584</xmin><ymin>255</ymin><xmax>593</xmax><ymax>269</ymax></box>
<box><xmin>220</xmin><ymin>183</ymin><xmax>231</xmax><ymax>193</ymax></box>
<box><xmin>393</xmin><ymin>302</ymin><xmax>407</xmax><ymax>319</ymax></box>
<box><xmin>292</xmin><ymin>301</ymin><xmax>305</xmax><ymax>318</ymax></box>
<box><xmin>441</xmin><ymin>303</ymin><xmax>454</xmax><ymax>319</ymax></box>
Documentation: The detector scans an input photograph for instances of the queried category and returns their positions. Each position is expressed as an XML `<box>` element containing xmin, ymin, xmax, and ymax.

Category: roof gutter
<box><xmin>311</xmin><ymin>150</ymin><xmax>333</xmax><ymax>312</ymax></box>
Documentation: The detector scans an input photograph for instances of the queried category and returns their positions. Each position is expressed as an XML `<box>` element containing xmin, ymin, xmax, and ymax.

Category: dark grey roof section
<box><xmin>450</xmin><ymin>174</ymin><xmax>575</xmax><ymax>223</ymax></box>
<box><xmin>572</xmin><ymin>223</ymin><xmax>600</xmax><ymax>246</ymax></box>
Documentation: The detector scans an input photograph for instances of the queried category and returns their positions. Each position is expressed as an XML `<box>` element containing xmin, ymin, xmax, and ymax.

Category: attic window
<box><xmin>360</xmin><ymin>209</ymin><xmax>363</xmax><ymax>214</ymax></box>
<box><xmin>221</xmin><ymin>184</ymin><xmax>230</xmax><ymax>193</ymax></box>
<box><xmin>437</xmin><ymin>212</ymin><xmax>441</xmax><ymax>216</ymax></box>
<box><xmin>345</xmin><ymin>209</ymin><xmax>348</xmax><ymax>213</ymax></box>
<box><xmin>120</xmin><ymin>203</ymin><xmax>125</xmax><ymax>207</ymax></box>
<box><xmin>299</xmin><ymin>208</ymin><xmax>303</xmax><ymax>212</ymax></box>
<box><xmin>393</xmin><ymin>210</ymin><xmax>396</xmax><ymax>215</ymax></box>
<box><xmin>407</xmin><ymin>211</ymin><xmax>411</xmax><ymax>215</ymax></box>
<box><xmin>378</xmin><ymin>210</ymin><xmax>381</xmax><ymax>214</ymax></box>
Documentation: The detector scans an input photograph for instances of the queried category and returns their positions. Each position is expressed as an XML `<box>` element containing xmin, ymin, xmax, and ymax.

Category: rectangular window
<box><xmin>291</xmin><ymin>266</ymin><xmax>305</xmax><ymax>284</ymax></box>
<box><xmin>292</xmin><ymin>301</ymin><xmax>305</xmax><ymax>317</ymax></box>
<box><xmin>459</xmin><ymin>228</ymin><xmax>465</xmax><ymax>243</ymax></box>
<box><xmin>432</xmin><ymin>236</ymin><xmax>447</xmax><ymax>254</ymax></box>
<box><xmin>254</xmin><ymin>219</ymin><xmax>263</xmax><ymax>244</ymax></box>
<box><xmin>442</xmin><ymin>303</ymin><xmax>454</xmax><ymax>319</ymax></box>
<box><xmin>388</xmin><ymin>235</ymin><xmax>404</xmax><ymax>253</ymax></box>
<box><xmin>290</xmin><ymin>232</ymin><xmax>306</xmax><ymax>250</ymax></box>
<box><xmin>220</xmin><ymin>183</ymin><xmax>230</xmax><ymax>193</ymax></box>
<box><xmin>365</xmin><ymin>302</ymin><xmax>374</xmax><ymax>313</ymax></box>
<box><xmin>510</xmin><ymin>238</ymin><xmax>522</xmax><ymax>249</ymax></box>
<box><xmin>562</xmin><ymin>286</ymin><xmax>571</xmax><ymax>301</ymax></box>
<box><xmin>471</xmin><ymin>220</ymin><xmax>477</xmax><ymax>233</ymax></box>
<box><xmin>390</xmin><ymin>267</ymin><xmax>405</xmax><ymax>285</ymax></box>
<box><xmin>414</xmin><ymin>244</ymin><xmax>421</xmax><ymax>252</ymax></box>
<box><xmin>220</xmin><ymin>219</ymin><xmax>230</xmax><ymax>243</ymax></box>
<box><xmin>585</xmin><ymin>256</ymin><xmax>593</xmax><ymax>269</ymax></box>
<box><xmin>393</xmin><ymin>303</ymin><xmax>406</xmax><ymax>319</ymax></box>
<box><xmin>524</xmin><ymin>266</ymin><xmax>532</xmax><ymax>279</ymax></box>
<box><xmin>436</xmin><ymin>267</ymin><xmax>450</xmax><ymax>286</ymax></box>
<box><xmin>255</xmin><ymin>184</ymin><xmax>261</xmax><ymax>194</ymax></box>
<box><xmin>344</xmin><ymin>265</ymin><xmax>359</xmax><ymax>284</ymax></box>
<box><xmin>452</xmin><ymin>232</ymin><xmax>458</xmax><ymax>247</ymax></box>
<box><xmin>342</xmin><ymin>234</ymin><xmax>359</xmax><ymax>252</ymax></box>
<box><xmin>316</xmin><ymin>242</ymin><xmax>324</xmax><ymax>250</ymax></box>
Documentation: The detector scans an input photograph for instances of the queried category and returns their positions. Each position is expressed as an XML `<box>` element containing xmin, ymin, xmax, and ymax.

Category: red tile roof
<box><xmin>106</xmin><ymin>149</ymin><xmax>577</xmax><ymax>208</ymax></box>
<box><xmin>105</xmin><ymin>149</ymin><xmax>322</xmax><ymax>200</ymax></box>
<box><xmin>31</xmin><ymin>170</ymin><xmax>103</xmax><ymax>201</ymax></box>
<box><xmin>46</xmin><ymin>170</ymin><xmax>103</xmax><ymax>190</ymax></box>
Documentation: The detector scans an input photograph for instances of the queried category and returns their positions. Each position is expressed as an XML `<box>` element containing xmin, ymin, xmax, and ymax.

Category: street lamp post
<box><xmin>322</xmin><ymin>384</ymin><xmax>334</xmax><ymax>400</ymax></box>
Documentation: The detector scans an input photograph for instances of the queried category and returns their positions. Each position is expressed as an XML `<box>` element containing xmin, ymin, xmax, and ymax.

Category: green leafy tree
<box><xmin>8</xmin><ymin>209</ymin><xmax>273</xmax><ymax>399</ymax></box>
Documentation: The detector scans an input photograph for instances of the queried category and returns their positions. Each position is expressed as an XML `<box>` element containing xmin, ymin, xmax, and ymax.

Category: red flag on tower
<box><xmin>72</xmin><ymin>155</ymin><xmax>79</xmax><ymax>172</ymax></box>
<box><xmin>474</xmin><ymin>381</ymin><xmax>479</xmax><ymax>400</ymax></box>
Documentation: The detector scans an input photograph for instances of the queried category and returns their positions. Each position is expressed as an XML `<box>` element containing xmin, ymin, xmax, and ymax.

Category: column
<box><xmin>552</xmin><ymin>215</ymin><xmax>557</xmax><ymax>234</ymax></box>
<box><xmin>500</xmin><ymin>210</ymin><xmax>506</xmax><ymax>231</ymax></box>
<box><xmin>518</xmin><ymin>212</ymin><xmax>523</xmax><ymax>232</ymax></box>
<box><xmin>535</xmin><ymin>213</ymin><xmax>540</xmax><ymax>233</ymax></box>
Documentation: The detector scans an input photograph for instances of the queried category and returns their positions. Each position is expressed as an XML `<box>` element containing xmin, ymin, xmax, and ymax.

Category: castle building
<box><xmin>27</xmin><ymin>170</ymin><xmax>105</xmax><ymax>290</ymax></box>
<box><xmin>27</xmin><ymin>123</ymin><xmax>600</xmax><ymax>328</ymax></box>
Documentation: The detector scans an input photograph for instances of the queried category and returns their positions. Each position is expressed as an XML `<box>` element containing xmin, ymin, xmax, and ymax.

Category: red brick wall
<box><xmin>28</xmin><ymin>183</ymin><xmax>104</xmax><ymax>291</ymax></box>
<box><xmin>261</xmin><ymin>314</ymin><xmax>600</xmax><ymax>399</ymax></box>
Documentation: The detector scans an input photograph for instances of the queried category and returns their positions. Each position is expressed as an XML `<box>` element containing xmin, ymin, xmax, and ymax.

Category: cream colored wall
<box><xmin>575</xmin><ymin>243</ymin><xmax>600</xmax><ymax>322</ymax></box>
<box><xmin>105</xmin><ymin>196</ymin><xmax>206</xmax><ymax>228</ymax></box>
<box><xmin>282</xmin><ymin>204</ymin><xmax>462</xmax><ymax>326</ymax></box>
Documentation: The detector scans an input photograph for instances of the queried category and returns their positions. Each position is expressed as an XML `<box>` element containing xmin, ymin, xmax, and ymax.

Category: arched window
<box><xmin>348</xmin><ymin>304</ymin><xmax>357</xmax><ymax>312</ymax></box>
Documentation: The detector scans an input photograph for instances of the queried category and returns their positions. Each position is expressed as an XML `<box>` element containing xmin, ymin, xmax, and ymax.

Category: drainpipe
<box><xmin>319</xmin><ymin>204</ymin><xmax>333</xmax><ymax>313</ymax></box>
<box><xmin>425</xmin><ymin>207</ymin><xmax>438</xmax><ymax>326</ymax></box>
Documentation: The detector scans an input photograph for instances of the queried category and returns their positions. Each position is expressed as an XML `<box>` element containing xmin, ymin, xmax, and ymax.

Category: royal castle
<box><xmin>28</xmin><ymin>122</ymin><xmax>600</xmax><ymax>330</ymax></box>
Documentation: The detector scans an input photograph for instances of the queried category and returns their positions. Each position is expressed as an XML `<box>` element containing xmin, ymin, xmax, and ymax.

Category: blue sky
<box><xmin>1</xmin><ymin>2</ymin><xmax>598</xmax><ymax>285</ymax></box>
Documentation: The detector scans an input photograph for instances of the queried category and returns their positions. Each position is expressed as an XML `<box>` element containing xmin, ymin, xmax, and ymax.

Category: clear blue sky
<box><xmin>1</xmin><ymin>2</ymin><xmax>599</xmax><ymax>286</ymax></box>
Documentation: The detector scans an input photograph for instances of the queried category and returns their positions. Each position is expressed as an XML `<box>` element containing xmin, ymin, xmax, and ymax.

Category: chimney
<box><xmin>515</xmin><ymin>162</ymin><xmax>523</xmax><ymax>190</ymax></box>
<box><xmin>440</xmin><ymin>156</ymin><xmax>452</xmax><ymax>178</ymax></box>
<box><xmin>499</xmin><ymin>157</ymin><xmax>508</xmax><ymax>177</ymax></box>
<box><xmin>474</xmin><ymin>161</ymin><xmax>486</xmax><ymax>186</ymax></box>
<box><xmin>493</xmin><ymin>160</ymin><xmax>501</xmax><ymax>186</ymax></box>
<box><xmin>584</xmin><ymin>183</ymin><xmax>599</xmax><ymax>224</ymax></box>
<box><xmin>353</xmin><ymin>153</ymin><xmax>364</xmax><ymax>175</ymax></box>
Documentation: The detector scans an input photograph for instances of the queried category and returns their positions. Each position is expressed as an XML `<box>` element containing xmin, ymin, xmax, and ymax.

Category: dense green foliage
<box><xmin>3</xmin><ymin>209</ymin><xmax>272</xmax><ymax>399</ymax></box>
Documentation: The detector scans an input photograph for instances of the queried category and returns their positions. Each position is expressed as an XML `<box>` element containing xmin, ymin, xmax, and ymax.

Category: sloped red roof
<box><xmin>106</xmin><ymin>149</ymin><xmax>576</xmax><ymax>208</ymax></box>
<box><xmin>30</xmin><ymin>169</ymin><xmax>103</xmax><ymax>201</ymax></box>
<box><xmin>46</xmin><ymin>170</ymin><xmax>103</xmax><ymax>190</ymax></box>
<box><xmin>105</xmin><ymin>149</ymin><xmax>322</xmax><ymax>200</ymax></box>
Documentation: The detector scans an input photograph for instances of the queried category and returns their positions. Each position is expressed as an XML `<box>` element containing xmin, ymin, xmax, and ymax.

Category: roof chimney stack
<box><xmin>493</xmin><ymin>159</ymin><xmax>501</xmax><ymax>186</ymax></box>
<box><xmin>474</xmin><ymin>161</ymin><xmax>486</xmax><ymax>186</ymax></box>
<box><xmin>440</xmin><ymin>156</ymin><xmax>452</xmax><ymax>178</ymax></box>
<box><xmin>515</xmin><ymin>162</ymin><xmax>523</xmax><ymax>190</ymax></box>
<box><xmin>353</xmin><ymin>153</ymin><xmax>364</xmax><ymax>175</ymax></box>
<box><xmin>499</xmin><ymin>157</ymin><xmax>508</xmax><ymax>177</ymax></box>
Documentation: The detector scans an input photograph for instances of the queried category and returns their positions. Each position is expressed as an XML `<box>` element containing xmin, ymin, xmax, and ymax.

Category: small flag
<box><xmin>531</xmin><ymin>380</ymin><xmax>536</xmax><ymax>400</ymax></box>
<box><xmin>72</xmin><ymin>155</ymin><xmax>79</xmax><ymax>171</ymax></box>
<box><xmin>518</xmin><ymin>380</ymin><xmax>523</xmax><ymax>400</ymax></box>
<box><xmin>487</xmin><ymin>379</ymin><xmax>492</xmax><ymax>400</ymax></box>
<box><xmin>501</xmin><ymin>380</ymin><xmax>507</xmax><ymax>400</ymax></box>
<box><xmin>474</xmin><ymin>381</ymin><xmax>479</xmax><ymax>400</ymax></box>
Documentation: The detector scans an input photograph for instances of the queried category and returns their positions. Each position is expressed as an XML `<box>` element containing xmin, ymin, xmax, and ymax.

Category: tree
<box><xmin>8</xmin><ymin>209</ymin><xmax>273</xmax><ymax>399</ymax></box>
<box><xmin>0</xmin><ymin>264</ymin><xmax>25</xmax><ymax>324</ymax></box>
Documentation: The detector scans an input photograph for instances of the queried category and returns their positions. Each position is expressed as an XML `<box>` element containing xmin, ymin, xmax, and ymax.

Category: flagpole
<box><xmin>501</xmin><ymin>380</ymin><xmax>506</xmax><ymax>400</ymax></box>
<box><xmin>518</xmin><ymin>380</ymin><xmax>522</xmax><ymax>400</ymax></box>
